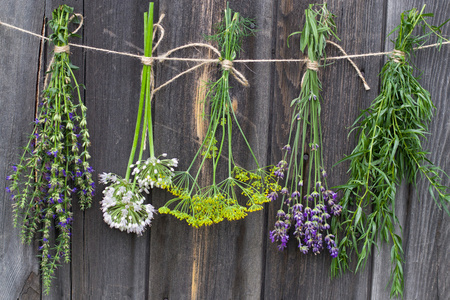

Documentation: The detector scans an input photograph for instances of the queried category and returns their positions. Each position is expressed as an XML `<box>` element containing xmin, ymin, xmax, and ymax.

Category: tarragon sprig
<box><xmin>332</xmin><ymin>6</ymin><xmax>450</xmax><ymax>298</ymax></box>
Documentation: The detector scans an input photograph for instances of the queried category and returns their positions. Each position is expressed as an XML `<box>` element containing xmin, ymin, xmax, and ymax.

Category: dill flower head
<box><xmin>158</xmin><ymin>5</ymin><xmax>280</xmax><ymax>227</ymax></box>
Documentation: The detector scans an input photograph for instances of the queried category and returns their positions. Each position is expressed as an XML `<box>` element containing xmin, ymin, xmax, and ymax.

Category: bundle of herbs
<box><xmin>6</xmin><ymin>5</ymin><xmax>93</xmax><ymax>293</ymax></box>
<box><xmin>332</xmin><ymin>6</ymin><xmax>450</xmax><ymax>298</ymax></box>
<box><xmin>269</xmin><ymin>3</ymin><xmax>341</xmax><ymax>257</ymax></box>
<box><xmin>159</xmin><ymin>4</ymin><xmax>279</xmax><ymax>227</ymax></box>
<box><xmin>100</xmin><ymin>3</ymin><xmax>177</xmax><ymax>235</ymax></box>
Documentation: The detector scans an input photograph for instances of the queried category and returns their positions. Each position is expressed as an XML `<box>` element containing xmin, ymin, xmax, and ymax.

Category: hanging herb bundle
<box><xmin>269</xmin><ymin>4</ymin><xmax>341</xmax><ymax>257</ymax></box>
<box><xmin>5</xmin><ymin>5</ymin><xmax>93</xmax><ymax>293</ymax></box>
<box><xmin>100</xmin><ymin>3</ymin><xmax>177</xmax><ymax>235</ymax></box>
<box><xmin>159</xmin><ymin>4</ymin><xmax>279</xmax><ymax>227</ymax></box>
<box><xmin>332</xmin><ymin>6</ymin><xmax>450</xmax><ymax>298</ymax></box>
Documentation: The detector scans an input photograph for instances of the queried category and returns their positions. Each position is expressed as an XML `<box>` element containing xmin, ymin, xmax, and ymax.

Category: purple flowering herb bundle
<box><xmin>100</xmin><ymin>3</ymin><xmax>176</xmax><ymax>236</ymax></box>
<box><xmin>269</xmin><ymin>4</ymin><xmax>341</xmax><ymax>257</ymax></box>
<box><xmin>6</xmin><ymin>5</ymin><xmax>94</xmax><ymax>293</ymax></box>
<box><xmin>332</xmin><ymin>6</ymin><xmax>450</xmax><ymax>298</ymax></box>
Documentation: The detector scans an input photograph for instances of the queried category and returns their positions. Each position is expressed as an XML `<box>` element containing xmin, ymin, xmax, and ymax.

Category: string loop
<box><xmin>326</xmin><ymin>40</ymin><xmax>370</xmax><ymax>90</ymax></box>
<box><xmin>54</xmin><ymin>45</ymin><xmax>70</xmax><ymax>54</ymax></box>
<box><xmin>141</xmin><ymin>56</ymin><xmax>154</xmax><ymax>66</ymax></box>
<box><xmin>221</xmin><ymin>59</ymin><xmax>233</xmax><ymax>71</ymax></box>
<box><xmin>306</xmin><ymin>60</ymin><xmax>319</xmax><ymax>71</ymax></box>
<box><xmin>391</xmin><ymin>49</ymin><xmax>405</xmax><ymax>63</ymax></box>
<box><xmin>69</xmin><ymin>13</ymin><xmax>84</xmax><ymax>35</ymax></box>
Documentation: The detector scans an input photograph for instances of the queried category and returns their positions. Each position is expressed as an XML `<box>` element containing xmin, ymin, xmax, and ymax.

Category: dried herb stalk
<box><xmin>99</xmin><ymin>3</ymin><xmax>177</xmax><ymax>235</ymax></box>
<box><xmin>6</xmin><ymin>5</ymin><xmax>93</xmax><ymax>293</ymax></box>
<box><xmin>269</xmin><ymin>3</ymin><xmax>342</xmax><ymax>257</ymax></box>
<box><xmin>332</xmin><ymin>6</ymin><xmax>450</xmax><ymax>298</ymax></box>
<box><xmin>160</xmin><ymin>4</ymin><xmax>279</xmax><ymax>227</ymax></box>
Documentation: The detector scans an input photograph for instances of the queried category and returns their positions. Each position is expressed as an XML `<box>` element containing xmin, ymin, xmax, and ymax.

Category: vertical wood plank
<box><xmin>150</xmin><ymin>0</ymin><xmax>276</xmax><ymax>299</ymax></box>
<box><xmin>1</xmin><ymin>0</ymin><xmax>449</xmax><ymax>299</ymax></box>
<box><xmin>73</xmin><ymin>1</ymin><xmax>151</xmax><ymax>299</ymax></box>
<box><xmin>263</xmin><ymin>1</ymin><xmax>386</xmax><ymax>299</ymax></box>
<box><xmin>371</xmin><ymin>1</ymin><xmax>450</xmax><ymax>299</ymax></box>
<box><xmin>0</xmin><ymin>1</ymin><xmax>45</xmax><ymax>299</ymax></box>
<box><xmin>42</xmin><ymin>2</ymin><xmax>86</xmax><ymax>299</ymax></box>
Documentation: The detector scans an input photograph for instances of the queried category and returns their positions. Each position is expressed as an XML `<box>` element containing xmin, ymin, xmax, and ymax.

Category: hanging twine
<box><xmin>2</xmin><ymin>16</ymin><xmax>450</xmax><ymax>93</ymax></box>
<box><xmin>391</xmin><ymin>49</ymin><xmax>405</xmax><ymax>63</ymax></box>
<box><xmin>154</xmin><ymin>41</ymin><xmax>249</xmax><ymax>88</ymax></box>
<box><xmin>326</xmin><ymin>40</ymin><xmax>370</xmax><ymax>90</ymax></box>
<box><xmin>299</xmin><ymin>40</ymin><xmax>371</xmax><ymax>91</ymax></box>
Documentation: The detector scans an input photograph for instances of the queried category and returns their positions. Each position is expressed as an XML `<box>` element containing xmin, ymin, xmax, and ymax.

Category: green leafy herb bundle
<box><xmin>6</xmin><ymin>5</ymin><xmax>93</xmax><ymax>293</ymax></box>
<box><xmin>269</xmin><ymin>3</ymin><xmax>341</xmax><ymax>257</ymax></box>
<box><xmin>159</xmin><ymin>4</ymin><xmax>279</xmax><ymax>227</ymax></box>
<box><xmin>100</xmin><ymin>3</ymin><xmax>177</xmax><ymax>235</ymax></box>
<box><xmin>332</xmin><ymin>6</ymin><xmax>450</xmax><ymax>298</ymax></box>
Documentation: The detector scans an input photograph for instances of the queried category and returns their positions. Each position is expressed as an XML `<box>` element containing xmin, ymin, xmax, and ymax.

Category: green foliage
<box><xmin>7</xmin><ymin>5</ymin><xmax>93</xmax><ymax>294</ymax></box>
<box><xmin>160</xmin><ymin>3</ymin><xmax>279</xmax><ymax>226</ymax></box>
<box><xmin>269</xmin><ymin>3</ymin><xmax>341</xmax><ymax>257</ymax></box>
<box><xmin>332</xmin><ymin>6</ymin><xmax>450</xmax><ymax>299</ymax></box>
<box><xmin>99</xmin><ymin>3</ymin><xmax>176</xmax><ymax>236</ymax></box>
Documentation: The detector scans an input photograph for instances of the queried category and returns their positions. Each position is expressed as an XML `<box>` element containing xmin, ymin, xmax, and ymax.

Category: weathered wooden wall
<box><xmin>1</xmin><ymin>0</ymin><xmax>449</xmax><ymax>299</ymax></box>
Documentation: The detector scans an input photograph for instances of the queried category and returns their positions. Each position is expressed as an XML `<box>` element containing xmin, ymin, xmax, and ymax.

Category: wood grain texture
<box><xmin>371</xmin><ymin>1</ymin><xmax>450</xmax><ymax>299</ymax></box>
<box><xmin>150</xmin><ymin>0</ymin><xmax>277</xmax><ymax>299</ymax></box>
<box><xmin>263</xmin><ymin>1</ymin><xmax>386</xmax><ymax>299</ymax></box>
<box><xmin>42</xmin><ymin>2</ymin><xmax>86</xmax><ymax>299</ymax></box>
<box><xmin>401</xmin><ymin>7</ymin><xmax>450</xmax><ymax>297</ymax></box>
<box><xmin>72</xmin><ymin>1</ymin><xmax>152</xmax><ymax>299</ymax></box>
<box><xmin>0</xmin><ymin>1</ymin><xmax>44</xmax><ymax>299</ymax></box>
<box><xmin>1</xmin><ymin>0</ymin><xmax>449</xmax><ymax>299</ymax></box>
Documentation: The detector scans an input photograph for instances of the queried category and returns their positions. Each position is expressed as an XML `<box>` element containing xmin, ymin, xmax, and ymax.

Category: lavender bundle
<box><xmin>269</xmin><ymin>4</ymin><xmax>341</xmax><ymax>257</ymax></box>
<box><xmin>100</xmin><ymin>3</ymin><xmax>177</xmax><ymax>235</ymax></box>
<box><xmin>6</xmin><ymin>5</ymin><xmax>93</xmax><ymax>293</ymax></box>
<box><xmin>332</xmin><ymin>6</ymin><xmax>450</xmax><ymax>298</ymax></box>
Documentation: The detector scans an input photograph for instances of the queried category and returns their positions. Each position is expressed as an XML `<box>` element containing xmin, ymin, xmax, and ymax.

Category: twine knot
<box><xmin>392</xmin><ymin>49</ymin><xmax>405</xmax><ymax>63</ymax></box>
<box><xmin>306</xmin><ymin>60</ymin><xmax>319</xmax><ymax>71</ymax></box>
<box><xmin>54</xmin><ymin>45</ymin><xmax>70</xmax><ymax>54</ymax></box>
<box><xmin>219</xmin><ymin>58</ymin><xmax>249</xmax><ymax>87</ymax></box>
<box><xmin>301</xmin><ymin>60</ymin><xmax>319</xmax><ymax>88</ymax></box>
<box><xmin>141</xmin><ymin>56</ymin><xmax>154</xmax><ymax>66</ymax></box>
<box><xmin>221</xmin><ymin>59</ymin><xmax>233</xmax><ymax>71</ymax></box>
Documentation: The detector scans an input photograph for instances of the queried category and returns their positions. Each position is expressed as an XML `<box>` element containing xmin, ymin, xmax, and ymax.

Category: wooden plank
<box><xmin>149</xmin><ymin>0</ymin><xmax>276</xmax><ymax>299</ymax></box>
<box><xmin>71</xmin><ymin>1</ymin><xmax>152</xmax><ymax>299</ymax></box>
<box><xmin>263</xmin><ymin>1</ymin><xmax>386</xmax><ymax>299</ymax></box>
<box><xmin>1</xmin><ymin>0</ymin><xmax>449</xmax><ymax>298</ymax></box>
<box><xmin>0</xmin><ymin>1</ymin><xmax>45</xmax><ymax>299</ymax></box>
<box><xmin>41</xmin><ymin>1</ymin><xmax>86</xmax><ymax>299</ymax></box>
<box><xmin>371</xmin><ymin>1</ymin><xmax>450</xmax><ymax>299</ymax></box>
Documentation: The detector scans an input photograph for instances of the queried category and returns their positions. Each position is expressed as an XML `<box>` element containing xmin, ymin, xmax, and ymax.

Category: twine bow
<box><xmin>152</xmin><ymin>42</ymin><xmax>250</xmax><ymax>92</ymax></box>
